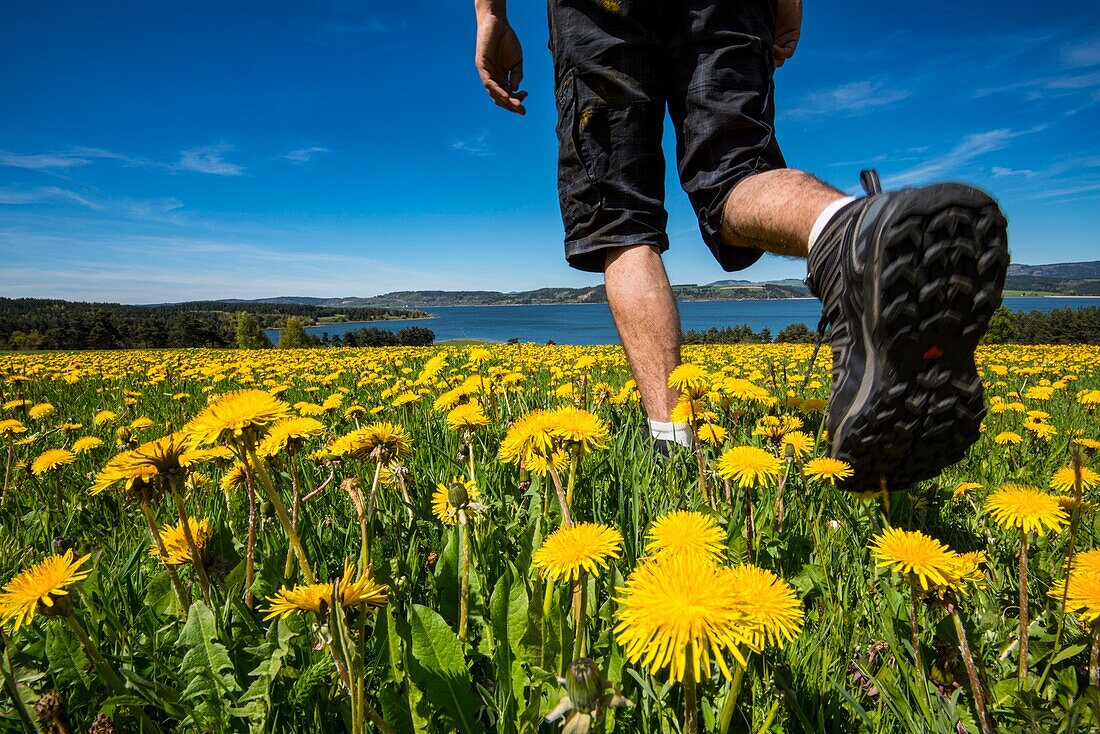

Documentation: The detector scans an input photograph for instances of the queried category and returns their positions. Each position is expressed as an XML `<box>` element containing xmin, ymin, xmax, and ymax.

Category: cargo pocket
<box><xmin>555</xmin><ymin>68</ymin><xmax>604</xmax><ymax>230</ymax></box>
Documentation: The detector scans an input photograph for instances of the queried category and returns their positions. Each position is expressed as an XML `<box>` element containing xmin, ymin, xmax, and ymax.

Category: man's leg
<box><xmin>718</xmin><ymin>169</ymin><xmax>849</xmax><ymax>257</ymax></box>
<box><xmin>603</xmin><ymin>245</ymin><xmax>681</xmax><ymax>425</ymax></box>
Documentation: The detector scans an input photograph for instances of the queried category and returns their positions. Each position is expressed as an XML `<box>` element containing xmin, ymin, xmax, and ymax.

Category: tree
<box><xmin>982</xmin><ymin>306</ymin><xmax>1017</xmax><ymax>344</ymax></box>
<box><xmin>278</xmin><ymin>317</ymin><xmax>311</xmax><ymax>349</ymax></box>
<box><xmin>775</xmin><ymin>322</ymin><xmax>816</xmax><ymax>343</ymax></box>
<box><xmin>234</xmin><ymin>312</ymin><xmax>272</xmax><ymax>349</ymax></box>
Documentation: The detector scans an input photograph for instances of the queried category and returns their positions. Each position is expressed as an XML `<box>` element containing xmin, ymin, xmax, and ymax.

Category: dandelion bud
<box><xmin>34</xmin><ymin>690</ymin><xmax>64</xmax><ymax>723</ymax></box>
<box><xmin>565</xmin><ymin>658</ymin><xmax>602</xmax><ymax>713</ymax></box>
<box><xmin>448</xmin><ymin>481</ymin><xmax>469</xmax><ymax>508</ymax></box>
<box><xmin>89</xmin><ymin>713</ymin><xmax>118</xmax><ymax>734</ymax></box>
<box><xmin>784</xmin><ymin>442</ymin><xmax>795</xmax><ymax>462</ymax></box>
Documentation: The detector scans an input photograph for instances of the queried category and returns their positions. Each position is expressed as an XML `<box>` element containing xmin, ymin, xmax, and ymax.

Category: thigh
<box><xmin>548</xmin><ymin>1</ymin><xmax>669</xmax><ymax>273</ymax></box>
<box><xmin>666</xmin><ymin>0</ymin><xmax>787</xmax><ymax>272</ymax></box>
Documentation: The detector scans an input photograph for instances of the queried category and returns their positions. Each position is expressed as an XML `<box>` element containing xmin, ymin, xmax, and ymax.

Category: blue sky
<box><xmin>1</xmin><ymin>0</ymin><xmax>1098</xmax><ymax>303</ymax></box>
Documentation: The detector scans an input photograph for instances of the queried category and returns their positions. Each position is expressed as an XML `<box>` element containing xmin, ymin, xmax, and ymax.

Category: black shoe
<box><xmin>806</xmin><ymin>169</ymin><xmax>1009</xmax><ymax>493</ymax></box>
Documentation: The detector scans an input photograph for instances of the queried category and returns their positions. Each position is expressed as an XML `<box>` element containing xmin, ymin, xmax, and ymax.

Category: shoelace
<box><xmin>801</xmin><ymin>169</ymin><xmax>883</xmax><ymax>390</ymax></box>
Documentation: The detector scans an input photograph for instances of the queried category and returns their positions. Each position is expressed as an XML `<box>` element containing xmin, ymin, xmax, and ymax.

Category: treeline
<box><xmin>277</xmin><ymin>322</ymin><xmax>435</xmax><ymax>348</ymax></box>
<box><xmin>982</xmin><ymin>306</ymin><xmax>1100</xmax><ymax>344</ymax></box>
<box><xmin>0</xmin><ymin>297</ymin><xmax>429</xmax><ymax>351</ymax></box>
<box><xmin>683</xmin><ymin>322</ymin><xmax>818</xmax><ymax>344</ymax></box>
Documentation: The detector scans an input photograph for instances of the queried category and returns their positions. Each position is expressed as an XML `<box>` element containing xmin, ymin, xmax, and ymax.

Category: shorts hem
<box><xmin>565</xmin><ymin>233</ymin><xmax>671</xmax><ymax>273</ymax></box>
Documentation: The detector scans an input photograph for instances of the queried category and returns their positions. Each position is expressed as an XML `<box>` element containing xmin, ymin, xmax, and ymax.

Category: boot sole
<box><xmin>830</xmin><ymin>184</ymin><xmax>1009</xmax><ymax>493</ymax></box>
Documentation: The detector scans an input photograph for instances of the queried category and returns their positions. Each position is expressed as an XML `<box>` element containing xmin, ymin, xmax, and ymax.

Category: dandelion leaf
<box><xmin>177</xmin><ymin>601</ymin><xmax>241</xmax><ymax>732</ymax></box>
<box><xmin>408</xmin><ymin>603</ymin><xmax>479</xmax><ymax>734</ymax></box>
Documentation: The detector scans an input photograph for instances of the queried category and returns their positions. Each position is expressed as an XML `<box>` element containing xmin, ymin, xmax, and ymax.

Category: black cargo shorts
<box><xmin>548</xmin><ymin>0</ymin><xmax>786</xmax><ymax>273</ymax></box>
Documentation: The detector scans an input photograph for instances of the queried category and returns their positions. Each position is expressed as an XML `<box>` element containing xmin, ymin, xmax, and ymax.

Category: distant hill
<box><xmin>1004</xmin><ymin>260</ymin><xmax>1100</xmax><ymax>296</ymax></box>
<box><xmin>1008</xmin><ymin>261</ymin><xmax>1100</xmax><ymax>279</ymax></box>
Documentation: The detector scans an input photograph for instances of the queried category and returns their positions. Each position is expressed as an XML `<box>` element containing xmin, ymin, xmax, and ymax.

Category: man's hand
<box><xmin>773</xmin><ymin>0</ymin><xmax>802</xmax><ymax>68</ymax></box>
<box><xmin>475</xmin><ymin>12</ymin><xmax>527</xmax><ymax>115</ymax></box>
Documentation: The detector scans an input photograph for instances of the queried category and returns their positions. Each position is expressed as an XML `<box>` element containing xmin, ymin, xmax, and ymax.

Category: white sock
<box><xmin>808</xmin><ymin>196</ymin><xmax>856</xmax><ymax>251</ymax></box>
<box><xmin>647</xmin><ymin>419</ymin><xmax>693</xmax><ymax>448</ymax></box>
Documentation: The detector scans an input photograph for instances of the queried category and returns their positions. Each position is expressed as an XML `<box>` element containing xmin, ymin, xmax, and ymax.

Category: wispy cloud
<box><xmin>0</xmin><ymin>151</ymin><xmax>91</xmax><ymax>170</ymax></box>
<box><xmin>883</xmin><ymin>129</ymin><xmax>1020</xmax><ymax>187</ymax></box>
<box><xmin>787</xmin><ymin>80</ymin><xmax>910</xmax><ymax>120</ymax></box>
<box><xmin>0</xmin><ymin>186</ymin><xmax>102</xmax><ymax>209</ymax></box>
<box><xmin>1062</xmin><ymin>34</ymin><xmax>1100</xmax><ymax>68</ymax></box>
<box><xmin>991</xmin><ymin>166</ymin><xmax>1036</xmax><ymax>178</ymax></box>
<box><xmin>281</xmin><ymin>146</ymin><xmax>329</xmax><ymax>163</ymax></box>
<box><xmin>452</xmin><ymin>133</ymin><xmax>494</xmax><ymax>157</ymax></box>
<box><xmin>177</xmin><ymin>144</ymin><xmax>244</xmax><ymax>176</ymax></box>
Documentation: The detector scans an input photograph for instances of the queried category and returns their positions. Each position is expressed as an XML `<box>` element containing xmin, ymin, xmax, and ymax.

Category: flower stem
<box><xmin>246</xmin><ymin>444</ymin><xmax>315</xmax><ymax>584</ymax></box>
<box><xmin>1019</xmin><ymin>532</ymin><xmax>1030</xmax><ymax>682</ymax></box>
<box><xmin>683</xmin><ymin>658</ymin><xmax>699</xmax><ymax>734</ymax></box>
<box><xmin>952</xmin><ymin>609</ymin><xmax>995</xmax><ymax>734</ymax></box>
<box><xmin>140</xmin><ymin>501</ymin><xmax>190</xmax><ymax>612</ymax></box>
<box><xmin>243</xmin><ymin>463</ymin><xmax>258</xmax><ymax>608</ymax></box>
<box><xmin>745</xmin><ymin>491</ymin><xmax>756</xmax><ymax>565</ymax></box>
<box><xmin>467</xmin><ymin>440</ymin><xmax>476</xmax><ymax>484</ymax></box>
<box><xmin>458</xmin><ymin>519</ymin><xmax>471</xmax><ymax>643</ymax></box>
<box><xmin>547</xmin><ymin>467</ymin><xmax>574</xmax><ymax>527</ymax></box>
<box><xmin>1</xmin><ymin>441</ymin><xmax>13</xmax><ymax>506</ymax></box>
<box><xmin>0</xmin><ymin>629</ymin><xmax>36</xmax><ymax>732</ymax></box>
<box><xmin>169</xmin><ymin>486</ymin><xmax>212</xmax><ymax>603</ymax></box>
<box><xmin>910</xmin><ymin>585</ymin><xmax>924</xmax><ymax>677</ymax></box>
<box><xmin>565</xmin><ymin>452</ymin><xmax>579</xmax><ymax>508</ymax></box>
<box><xmin>284</xmin><ymin>457</ymin><xmax>302</xmax><ymax>578</ymax></box>
<box><xmin>63</xmin><ymin>613</ymin><xmax>126</xmax><ymax>694</ymax></box>
<box><xmin>718</xmin><ymin>655</ymin><xmax>746</xmax><ymax>734</ymax></box>
<box><xmin>572</xmin><ymin>573</ymin><xmax>587</xmax><ymax>660</ymax></box>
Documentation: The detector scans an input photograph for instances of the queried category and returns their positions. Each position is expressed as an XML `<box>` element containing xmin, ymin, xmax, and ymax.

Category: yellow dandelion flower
<box><xmin>725</xmin><ymin>565</ymin><xmax>804</xmax><ymax>648</ymax></box>
<box><xmin>129</xmin><ymin>417</ymin><xmax>154</xmax><ymax>430</ymax></box>
<box><xmin>803</xmin><ymin>457</ymin><xmax>854</xmax><ymax>485</ymax></box>
<box><xmin>953</xmin><ymin>481</ymin><xmax>983</xmax><ymax>499</ymax></box>
<box><xmin>614</xmin><ymin>554</ymin><xmax>756</xmax><ymax>683</ymax></box>
<box><xmin>184</xmin><ymin>390</ymin><xmax>293</xmax><ymax>447</ymax></box>
<box><xmin>0</xmin><ymin>419</ymin><xmax>28</xmax><ymax>438</ymax></box>
<box><xmin>499</xmin><ymin>410</ymin><xmax>556</xmax><ymax>467</ymax></box>
<box><xmin>995</xmin><ymin>431</ymin><xmax>1022</xmax><ymax>445</ymax></box>
<box><xmin>1051</xmin><ymin>465</ymin><xmax>1100</xmax><ymax>493</ymax></box>
<box><xmin>984</xmin><ymin>484</ymin><xmax>1068</xmax><ymax>534</ymax></box>
<box><xmin>256</xmin><ymin>417</ymin><xmax>324</xmax><ymax>458</ymax></box>
<box><xmin>31</xmin><ymin>449</ymin><xmax>75</xmax><ymax>476</ymax></box>
<box><xmin>432</xmin><ymin>477</ymin><xmax>481</xmax><ymax>525</ymax></box>
<box><xmin>1075</xmin><ymin>438</ymin><xmax>1100</xmax><ymax>451</ymax></box>
<box><xmin>645</xmin><ymin>510</ymin><xmax>726</xmax><ymax>562</ymax></box>
<box><xmin>549</xmin><ymin>406</ymin><xmax>610</xmax><ymax>455</ymax></box>
<box><xmin>532</xmin><ymin>522</ymin><xmax>624</xmax><ymax>584</ymax></box>
<box><xmin>695</xmin><ymin>422</ymin><xmax>727</xmax><ymax>445</ymax></box>
<box><xmin>1056</xmin><ymin>573</ymin><xmax>1100</xmax><ymax>624</ymax></box>
<box><xmin>28</xmin><ymin>403</ymin><xmax>54</xmax><ymax>420</ymax></box>
<box><xmin>870</xmin><ymin>528</ymin><xmax>959</xmax><ymax>592</ymax></box>
<box><xmin>71</xmin><ymin>437</ymin><xmax>103</xmax><ymax>454</ymax></box>
<box><xmin>716</xmin><ymin>446</ymin><xmax>781</xmax><ymax>488</ymax></box>
<box><xmin>150</xmin><ymin>518</ymin><xmax>212</xmax><ymax>565</ymax></box>
<box><xmin>779</xmin><ymin>431</ymin><xmax>813</xmax><ymax>458</ymax></box>
<box><xmin>331</xmin><ymin>422</ymin><xmax>411</xmax><ymax>465</ymax></box>
<box><xmin>0</xmin><ymin>550</ymin><xmax>92</xmax><ymax>630</ymax></box>
<box><xmin>667</xmin><ymin>364</ymin><xmax>709</xmax><ymax>396</ymax></box>
<box><xmin>446</xmin><ymin>401</ymin><xmax>489</xmax><ymax>431</ymax></box>
<box><xmin>293</xmin><ymin>401</ymin><xmax>326</xmax><ymax>416</ymax></box>
<box><xmin>263</xmin><ymin>562</ymin><xmax>387</xmax><ymax>620</ymax></box>
<box><xmin>93</xmin><ymin>410</ymin><xmax>117</xmax><ymax>426</ymax></box>
<box><xmin>220</xmin><ymin>463</ymin><xmax>249</xmax><ymax>492</ymax></box>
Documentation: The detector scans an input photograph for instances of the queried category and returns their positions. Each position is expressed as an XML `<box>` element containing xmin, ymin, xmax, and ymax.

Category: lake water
<box><xmin>266</xmin><ymin>297</ymin><xmax>1097</xmax><ymax>346</ymax></box>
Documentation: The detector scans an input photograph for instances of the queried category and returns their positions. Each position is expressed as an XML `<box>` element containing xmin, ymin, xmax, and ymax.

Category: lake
<box><xmin>265</xmin><ymin>297</ymin><xmax>1097</xmax><ymax>346</ymax></box>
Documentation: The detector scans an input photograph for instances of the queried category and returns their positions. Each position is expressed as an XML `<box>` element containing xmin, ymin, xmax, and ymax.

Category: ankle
<box><xmin>647</xmin><ymin>418</ymin><xmax>693</xmax><ymax>447</ymax></box>
<box><xmin>808</xmin><ymin>196</ymin><xmax>857</xmax><ymax>251</ymax></box>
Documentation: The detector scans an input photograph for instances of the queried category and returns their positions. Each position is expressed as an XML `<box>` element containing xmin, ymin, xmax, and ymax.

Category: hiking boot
<box><xmin>805</xmin><ymin>169</ymin><xmax>1009</xmax><ymax>494</ymax></box>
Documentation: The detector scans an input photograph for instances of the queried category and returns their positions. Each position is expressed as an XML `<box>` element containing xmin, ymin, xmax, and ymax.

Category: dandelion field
<box><xmin>2</xmin><ymin>343</ymin><xmax>1100</xmax><ymax>733</ymax></box>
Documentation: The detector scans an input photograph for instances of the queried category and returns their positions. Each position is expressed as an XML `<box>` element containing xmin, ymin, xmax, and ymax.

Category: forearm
<box><xmin>475</xmin><ymin>0</ymin><xmax>506</xmax><ymax>21</ymax></box>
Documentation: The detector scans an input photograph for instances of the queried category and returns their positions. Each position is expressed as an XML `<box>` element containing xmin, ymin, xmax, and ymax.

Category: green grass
<box><xmin>1</xmin><ymin>343</ymin><xmax>1099</xmax><ymax>733</ymax></box>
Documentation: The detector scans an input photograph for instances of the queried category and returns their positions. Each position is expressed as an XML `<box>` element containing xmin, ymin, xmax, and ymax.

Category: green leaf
<box><xmin>1051</xmin><ymin>642</ymin><xmax>1088</xmax><ymax>666</ymax></box>
<box><xmin>45</xmin><ymin>623</ymin><xmax>92</xmax><ymax>693</ymax></box>
<box><xmin>407</xmin><ymin>603</ymin><xmax>480</xmax><ymax>734</ymax></box>
<box><xmin>231</xmin><ymin>619</ymin><xmax>295</xmax><ymax>731</ymax></box>
<box><xmin>177</xmin><ymin>601</ymin><xmax>241</xmax><ymax>733</ymax></box>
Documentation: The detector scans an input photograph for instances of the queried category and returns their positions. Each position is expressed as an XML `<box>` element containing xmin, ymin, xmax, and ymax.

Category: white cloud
<box><xmin>991</xmin><ymin>166</ymin><xmax>1036</xmax><ymax>178</ymax></box>
<box><xmin>281</xmin><ymin>146</ymin><xmax>329</xmax><ymax>163</ymax></box>
<box><xmin>178</xmin><ymin>144</ymin><xmax>244</xmax><ymax>176</ymax></box>
<box><xmin>1062</xmin><ymin>35</ymin><xmax>1100</xmax><ymax>68</ymax></box>
<box><xmin>883</xmin><ymin>129</ymin><xmax>1019</xmax><ymax>187</ymax></box>
<box><xmin>787</xmin><ymin>81</ymin><xmax>910</xmax><ymax>120</ymax></box>
<box><xmin>452</xmin><ymin>133</ymin><xmax>494</xmax><ymax>157</ymax></box>
<box><xmin>0</xmin><ymin>186</ymin><xmax>102</xmax><ymax>209</ymax></box>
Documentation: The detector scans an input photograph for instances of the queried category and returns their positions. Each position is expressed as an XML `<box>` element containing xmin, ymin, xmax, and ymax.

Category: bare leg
<box><xmin>604</xmin><ymin>245</ymin><xmax>681</xmax><ymax>422</ymax></box>
<box><xmin>719</xmin><ymin>169</ymin><xmax>846</xmax><ymax>257</ymax></box>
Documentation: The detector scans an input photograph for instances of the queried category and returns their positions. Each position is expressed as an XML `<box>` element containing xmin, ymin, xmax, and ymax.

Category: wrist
<box><xmin>475</xmin><ymin>0</ymin><xmax>506</xmax><ymax>22</ymax></box>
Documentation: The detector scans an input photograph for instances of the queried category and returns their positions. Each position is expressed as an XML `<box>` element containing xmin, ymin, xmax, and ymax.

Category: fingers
<box><xmin>507</xmin><ymin>62</ymin><xmax>523</xmax><ymax>94</ymax></box>
<box><xmin>478</xmin><ymin>64</ymin><xmax>527</xmax><ymax>114</ymax></box>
